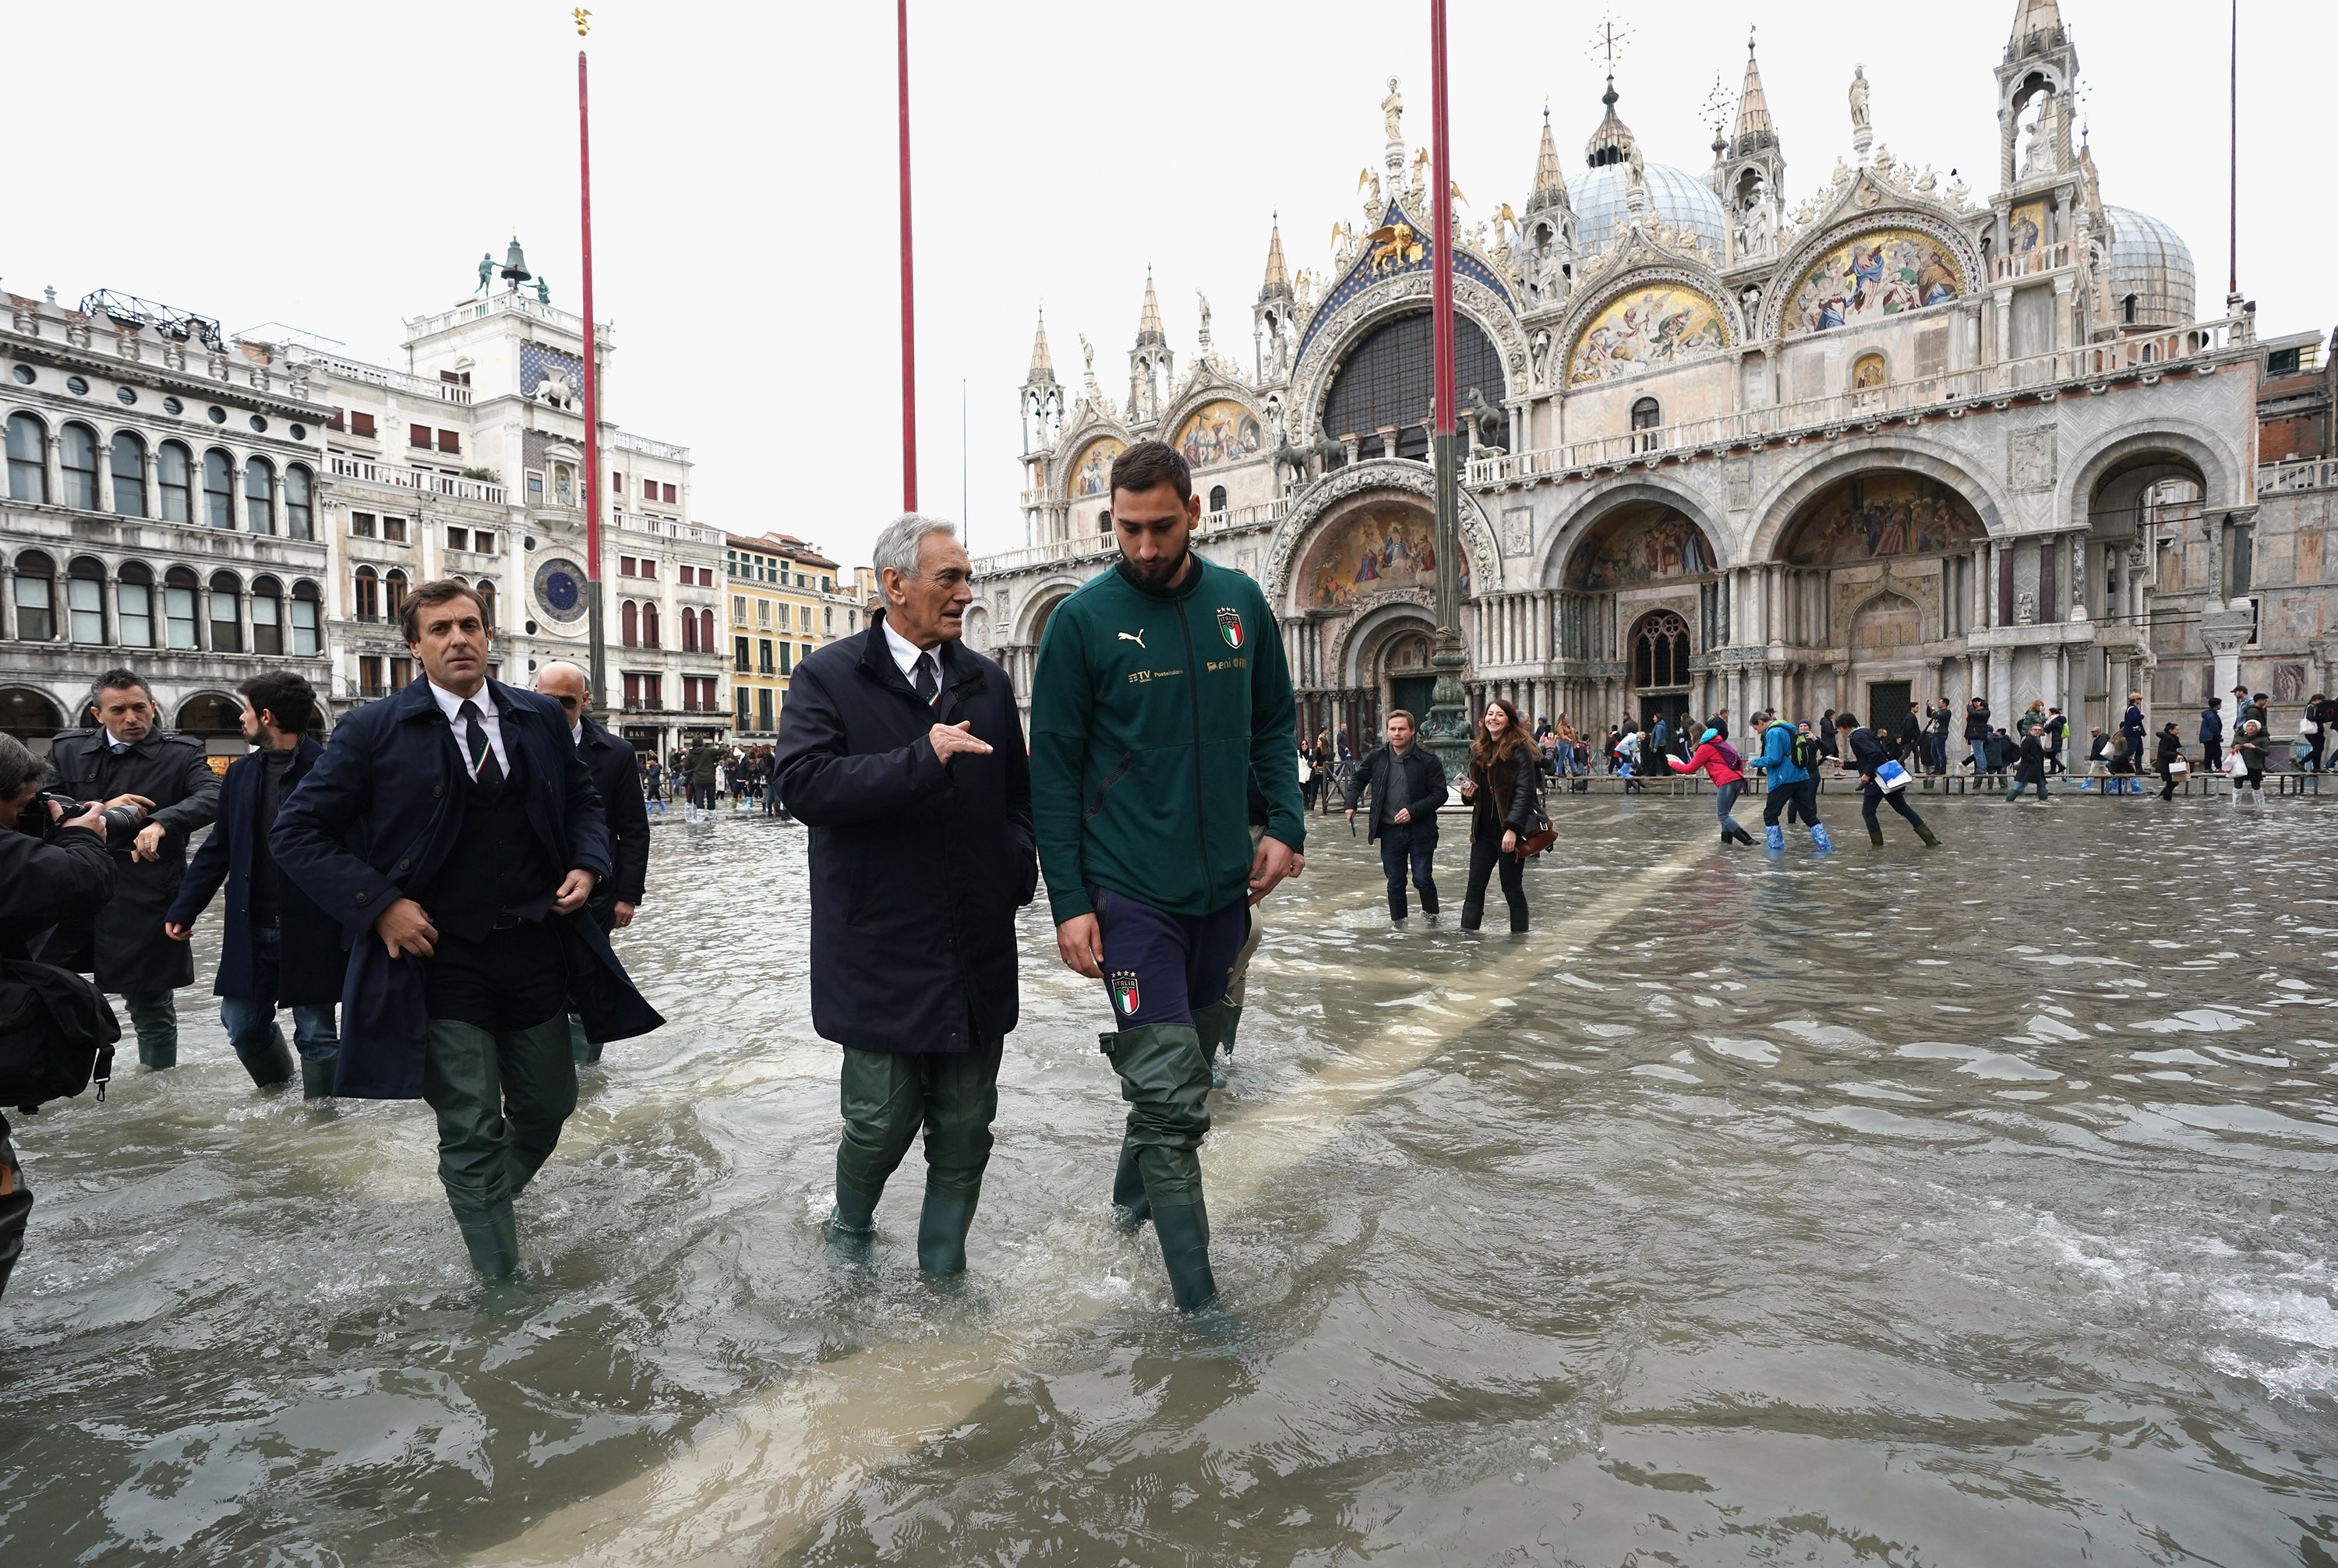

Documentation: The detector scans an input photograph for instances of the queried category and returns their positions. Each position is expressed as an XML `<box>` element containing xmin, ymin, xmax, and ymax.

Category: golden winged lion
<box><xmin>1365</xmin><ymin>221</ymin><xmax>1424</xmax><ymax>274</ymax></box>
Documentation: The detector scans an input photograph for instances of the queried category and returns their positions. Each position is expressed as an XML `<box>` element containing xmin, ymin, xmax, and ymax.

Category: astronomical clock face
<box><xmin>532</xmin><ymin>556</ymin><xmax>589</xmax><ymax>625</ymax></box>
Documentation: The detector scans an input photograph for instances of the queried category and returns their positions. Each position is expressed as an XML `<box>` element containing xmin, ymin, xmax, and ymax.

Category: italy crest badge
<box><xmin>1216</xmin><ymin>607</ymin><xmax>1245</xmax><ymax>649</ymax></box>
<box><xmin>1110</xmin><ymin>971</ymin><xmax>1142</xmax><ymax>1017</ymax></box>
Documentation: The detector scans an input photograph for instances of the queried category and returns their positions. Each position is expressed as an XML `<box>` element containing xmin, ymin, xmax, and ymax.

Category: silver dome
<box><xmin>2100</xmin><ymin>206</ymin><xmax>2195</xmax><ymax>328</ymax></box>
<box><xmin>1573</xmin><ymin>162</ymin><xmax>1729</xmax><ymax>260</ymax></box>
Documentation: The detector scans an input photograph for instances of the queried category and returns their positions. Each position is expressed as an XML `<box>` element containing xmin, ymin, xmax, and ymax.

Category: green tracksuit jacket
<box><xmin>1030</xmin><ymin>554</ymin><xmax>1305</xmax><ymax>925</ymax></box>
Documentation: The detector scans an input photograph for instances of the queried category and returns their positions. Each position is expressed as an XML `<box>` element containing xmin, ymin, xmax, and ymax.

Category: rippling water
<box><xmin>3</xmin><ymin>793</ymin><xmax>2334</xmax><ymax>1565</ymax></box>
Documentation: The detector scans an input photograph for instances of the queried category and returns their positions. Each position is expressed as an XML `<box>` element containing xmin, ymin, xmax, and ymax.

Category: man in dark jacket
<box><xmin>47</xmin><ymin>669</ymin><xmax>221</xmax><ymax>1071</ymax></box>
<box><xmin>162</xmin><ymin>673</ymin><xmax>345</xmax><ymax>1097</ymax></box>
<box><xmin>533</xmin><ymin>663</ymin><xmax>650</xmax><ymax>1067</ymax></box>
<box><xmin>273</xmin><ymin>581</ymin><xmax>662</xmax><ymax>1290</ymax></box>
<box><xmin>1831</xmin><ymin>712</ymin><xmax>1941</xmax><ymax>847</ymax></box>
<box><xmin>775</xmin><ymin>514</ymin><xmax>1035</xmax><ymax>1279</ymax></box>
<box><xmin>1962</xmin><ymin>697</ymin><xmax>1992</xmax><ymax>780</ymax></box>
<box><xmin>683</xmin><ymin>740</ymin><xmax>719</xmax><ymax>814</ymax></box>
<box><xmin>2199</xmin><ymin>697</ymin><xmax>2226</xmax><ymax>774</ymax></box>
<box><xmin>0</xmin><ymin>734</ymin><xmax>116</xmax><ymax>1303</ymax></box>
<box><xmin>1344</xmin><ymin>710</ymin><xmax>1449</xmax><ymax>921</ymax></box>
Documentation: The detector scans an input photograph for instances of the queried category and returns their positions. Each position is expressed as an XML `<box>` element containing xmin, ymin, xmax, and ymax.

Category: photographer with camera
<box><xmin>45</xmin><ymin>670</ymin><xmax>221</xmax><ymax>1072</ymax></box>
<box><xmin>0</xmin><ymin>733</ymin><xmax>118</xmax><ymax>1302</ymax></box>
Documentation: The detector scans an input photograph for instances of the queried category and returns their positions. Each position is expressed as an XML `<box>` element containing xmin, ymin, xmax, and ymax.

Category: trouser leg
<box><xmin>1410</xmin><ymin>835</ymin><xmax>1439</xmax><ymax>915</ymax></box>
<box><xmin>1378</xmin><ymin>828</ymin><xmax>1411</xmax><ymax>920</ymax></box>
<box><xmin>833</xmin><ymin>1046</ymin><xmax>925</xmax><ymax>1239</ymax></box>
<box><xmin>1460</xmin><ymin>835</ymin><xmax>1499</xmax><ymax>930</ymax></box>
<box><xmin>422</xmin><ymin>1019</ymin><xmax>521</xmax><ymax>1279</ymax></box>
<box><xmin>120</xmin><ymin>988</ymin><xmax>178</xmax><ymax>1071</ymax></box>
<box><xmin>0</xmin><ymin>1128</ymin><xmax>28</xmax><ymax>1304</ymax></box>
<box><xmin>498</xmin><ymin>1014</ymin><xmax>578</xmax><ymax>1198</ymax></box>
<box><xmin>1716</xmin><ymin>781</ymin><xmax>1744</xmax><ymax>834</ymax></box>
<box><xmin>916</xmin><ymin>1037</ymin><xmax>1003</xmax><ymax>1277</ymax></box>
<box><xmin>1496</xmin><ymin>843</ymin><xmax>1528</xmax><ymax>932</ymax></box>
<box><xmin>1761</xmin><ymin>786</ymin><xmax>1787</xmax><ymax>827</ymax></box>
<box><xmin>218</xmin><ymin>994</ymin><xmax>295</xmax><ymax>1087</ymax></box>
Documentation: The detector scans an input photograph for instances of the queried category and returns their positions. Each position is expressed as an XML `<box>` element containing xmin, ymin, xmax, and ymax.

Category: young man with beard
<box><xmin>1029</xmin><ymin>440</ymin><xmax>1305</xmax><ymax>1313</ymax></box>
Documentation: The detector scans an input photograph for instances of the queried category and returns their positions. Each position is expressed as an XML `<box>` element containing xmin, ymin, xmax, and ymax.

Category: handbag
<box><xmin>1874</xmin><ymin>758</ymin><xmax>1911</xmax><ymax>793</ymax></box>
<box><xmin>2167</xmin><ymin>756</ymin><xmax>2191</xmax><ymax>778</ymax></box>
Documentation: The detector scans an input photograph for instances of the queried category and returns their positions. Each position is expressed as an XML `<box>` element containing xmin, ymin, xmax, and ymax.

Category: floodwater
<box><xmin>3</xmin><ymin>790</ymin><xmax>2336</xmax><ymax>1566</ymax></box>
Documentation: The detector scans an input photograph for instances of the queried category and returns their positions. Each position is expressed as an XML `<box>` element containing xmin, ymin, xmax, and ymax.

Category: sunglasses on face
<box><xmin>552</xmin><ymin>695</ymin><xmax>581</xmax><ymax>710</ymax></box>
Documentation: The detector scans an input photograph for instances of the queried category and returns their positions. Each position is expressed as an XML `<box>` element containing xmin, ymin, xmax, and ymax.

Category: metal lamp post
<box><xmin>576</xmin><ymin>12</ymin><xmax>607</xmax><ymax>714</ymax></box>
<box><xmin>1422</xmin><ymin>0</ymin><xmax>1471</xmax><ymax>771</ymax></box>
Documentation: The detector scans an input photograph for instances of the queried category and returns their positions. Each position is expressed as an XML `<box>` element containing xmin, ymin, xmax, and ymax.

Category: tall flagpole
<box><xmin>1424</xmin><ymin>0</ymin><xmax>1470</xmax><ymax>765</ymax></box>
<box><xmin>2227</xmin><ymin>0</ymin><xmax>2239</xmax><ymax>302</ymax></box>
<box><xmin>577</xmin><ymin>10</ymin><xmax>607</xmax><ymax>712</ymax></box>
<box><xmin>898</xmin><ymin>0</ymin><xmax>919</xmax><ymax>511</ymax></box>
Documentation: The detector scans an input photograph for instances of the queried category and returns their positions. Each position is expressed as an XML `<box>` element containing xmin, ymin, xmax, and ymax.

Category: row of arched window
<box><xmin>620</xmin><ymin>601</ymin><xmax>715</xmax><ymax>652</ymax></box>
<box><xmin>6</xmin><ymin>550</ymin><xmax>322</xmax><ymax>655</ymax></box>
<box><xmin>348</xmin><ymin>567</ymin><xmax>497</xmax><ymax>630</ymax></box>
<box><xmin>5</xmin><ymin>411</ymin><xmax>313</xmax><ymax>539</ymax></box>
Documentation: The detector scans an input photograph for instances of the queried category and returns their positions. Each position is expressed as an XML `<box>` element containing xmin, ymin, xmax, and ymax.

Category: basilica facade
<box><xmin>977</xmin><ymin>0</ymin><xmax>2338</xmax><ymax>751</ymax></box>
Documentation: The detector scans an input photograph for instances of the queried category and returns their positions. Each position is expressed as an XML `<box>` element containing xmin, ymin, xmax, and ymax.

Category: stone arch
<box><xmin>1748</xmin><ymin>439</ymin><xmax>2009</xmax><ymax>564</ymax></box>
<box><xmin>961</xmin><ymin>603</ymin><xmax>992</xmax><ymax>652</ymax></box>
<box><xmin>1014</xmin><ymin>575</ymin><xmax>1086</xmax><ymax>647</ymax></box>
<box><xmin>2058</xmin><ymin>420</ymin><xmax>2242</xmax><ymax>531</ymax></box>
<box><xmin>1847</xmin><ymin>588</ymin><xmax>1923</xmax><ymax>653</ymax></box>
<box><xmin>1287</xmin><ymin>270</ymin><xmax>1524</xmax><ymax>446</ymax></box>
<box><xmin>1264</xmin><ymin>457</ymin><xmax>1503</xmax><ymax>609</ymax></box>
<box><xmin>1757</xmin><ymin>207</ymin><xmax>1983</xmax><ymax>341</ymax></box>
<box><xmin>1157</xmin><ymin>382</ymin><xmax>1269</xmax><ymax>472</ymax></box>
<box><xmin>0</xmin><ymin>683</ymin><xmax>66</xmax><ymax>740</ymax></box>
<box><xmin>175</xmin><ymin>690</ymin><xmax>244</xmax><ymax>737</ymax></box>
<box><xmin>1330</xmin><ymin>595</ymin><xmax>1438</xmax><ymax>688</ymax></box>
<box><xmin>1537</xmin><ymin>475</ymin><xmax>1737</xmax><ymax>588</ymax></box>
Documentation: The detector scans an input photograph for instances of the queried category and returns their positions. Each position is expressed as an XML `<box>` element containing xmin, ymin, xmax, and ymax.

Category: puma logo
<box><xmin>1117</xmin><ymin>630</ymin><xmax>1147</xmax><ymax>650</ymax></box>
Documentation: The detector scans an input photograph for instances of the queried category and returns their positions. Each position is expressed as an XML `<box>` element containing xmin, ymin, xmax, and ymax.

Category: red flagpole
<box><xmin>1429</xmin><ymin>0</ymin><xmax>1455</xmax><ymax>438</ymax></box>
<box><xmin>897</xmin><ymin>0</ymin><xmax>919</xmax><ymax>511</ymax></box>
<box><xmin>579</xmin><ymin>44</ymin><xmax>607</xmax><ymax>706</ymax></box>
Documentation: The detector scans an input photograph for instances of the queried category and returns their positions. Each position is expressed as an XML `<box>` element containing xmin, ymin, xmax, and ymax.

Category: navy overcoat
<box><xmin>270</xmin><ymin>678</ymin><xmax>663</xmax><ymax>1097</ymax></box>
<box><xmin>164</xmin><ymin>737</ymin><xmax>348</xmax><ymax>1006</ymax></box>
<box><xmin>775</xmin><ymin>616</ymin><xmax>1035</xmax><ymax>1054</ymax></box>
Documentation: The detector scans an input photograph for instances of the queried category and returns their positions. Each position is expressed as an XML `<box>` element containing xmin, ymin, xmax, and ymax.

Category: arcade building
<box><xmin>973</xmin><ymin>0</ymin><xmax>2338</xmax><ymax>752</ymax></box>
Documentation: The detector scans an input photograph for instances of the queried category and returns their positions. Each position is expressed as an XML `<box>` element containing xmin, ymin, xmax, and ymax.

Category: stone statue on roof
<box><xmin>477</xmin><ymin>253</ymin><xmax>494</xmax><ymax>294</ymax></box>
<box><xmin>1381</xmin><ymin>77</ymin><xmax>1404</xmax><ymax>143</ymax></box>
<box><xmin>1849</xmin><ymin>65</ymin><xmax>1870</xmax><ymax>134</ymax></box>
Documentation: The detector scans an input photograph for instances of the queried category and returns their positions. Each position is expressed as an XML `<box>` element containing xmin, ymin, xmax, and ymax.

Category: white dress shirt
<box><xmin>427</xmin><ymin>679</ymin><xmax>509</xmax><ymax>777</ymax></box>
<box><xmin>882</xmin><ymin>617</ymin><xmax>941</xmax><ymax>697</ymax></box>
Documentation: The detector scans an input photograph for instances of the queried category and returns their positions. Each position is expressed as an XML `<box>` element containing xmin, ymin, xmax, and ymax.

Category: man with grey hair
<box><xmin>535</xmin><ymin>661</ymin><xmax>650</xmax><ymax>1066</ymax></box>
<box><xmin>775</xmin><ymin>514</ymin><xmax>1036</xmax><ymax>1280</ymax></box>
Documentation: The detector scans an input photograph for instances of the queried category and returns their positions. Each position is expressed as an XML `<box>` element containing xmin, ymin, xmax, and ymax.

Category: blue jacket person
<box><xmin>775</xmin><ymin>514</ymin><xmax>1036</xmax><ymax>1278</ymax></box>
<box><xmin>272</xmin><ymin>580</ymin><xmax>662</xmax><ymax>1287</ymax></box>
<box><xmin>162</xmin><ymin>672</ymin><xmax>348</xmax><ymax>1097</ymax></box>
<box><xmin>532</xmin><ymin>661</ymin><xmax>652</xmax><ymax>1068</ymax></box>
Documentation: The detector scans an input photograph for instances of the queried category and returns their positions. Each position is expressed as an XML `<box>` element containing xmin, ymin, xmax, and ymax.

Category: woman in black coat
<box><xmin>2154</xmin><ymin>722</ymin><xmax>2185</xmax><ymax>800</ymax></box>
<box><xmin>1457</xmin><ymin>697</ymin><xmax>1540</xmax><ymax>933</ymax></box>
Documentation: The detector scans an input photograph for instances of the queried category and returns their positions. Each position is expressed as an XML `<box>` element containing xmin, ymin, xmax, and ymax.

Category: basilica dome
<box><xmin>2099</xmin><ymin>206</ymin><xmax>2195</xmax><ymax>327</ymax></box>
<box><xmin>1573</xmin><ymin>162</ymin><xmax>1729</xmax><ymax>259</ymax></box>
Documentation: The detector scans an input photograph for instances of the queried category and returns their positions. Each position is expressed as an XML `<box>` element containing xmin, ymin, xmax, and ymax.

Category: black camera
<box><xmin>23</xmin><ymin>792</ymin><xmax>140</xmax><ymax>845</ymax></box>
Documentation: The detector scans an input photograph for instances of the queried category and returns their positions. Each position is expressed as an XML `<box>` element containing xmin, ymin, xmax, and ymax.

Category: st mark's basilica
<box><xmin>975</xmin><ymin>0</ymin><xmax>2338</xmax><ymax>748</ymax></box>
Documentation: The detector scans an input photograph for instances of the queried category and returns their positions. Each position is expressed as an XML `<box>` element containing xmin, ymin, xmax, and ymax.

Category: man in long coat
<box><xmin>775</xmin><ymin>514</ymin><xmax>1035</xmax><ymax>1279</ymax></box>
<box><xmin>47</xmin><ymin>669</ymin><xmax>221</xmax><ymax>1069</ymax></box>
<box><xmin>164</xmin><ymin>671</ymin><xmax>348</xmax><ymax>1096</ymax></box>
<box><xmin>274</xmin><ymin>581</ymin><xmax>662</xmax><ymax>1289</ymax></box>
<box><xmin>532</xmin><ymin>661</ymin><xmax>651</xmax><ymax>1067</ymax></box>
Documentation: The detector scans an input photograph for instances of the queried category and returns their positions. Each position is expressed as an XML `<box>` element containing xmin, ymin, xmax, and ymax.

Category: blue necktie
<box><xmin>459</xmin><ymin>700</ymin><xmax>503</xmax><ymax>786</ymax></box>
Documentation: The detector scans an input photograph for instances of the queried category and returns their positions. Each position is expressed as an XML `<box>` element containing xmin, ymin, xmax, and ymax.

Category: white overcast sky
<box><xmin>9</xmin><ymin>2</ymin><xmax>2327</xmax><ymax>573</ymax></box>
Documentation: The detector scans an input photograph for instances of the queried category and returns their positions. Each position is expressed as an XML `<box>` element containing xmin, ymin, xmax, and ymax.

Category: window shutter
<box><xmin>409</xmin><ymin>423</ymin><xmax>431</xmax><ymax>448</ymax></box>
<box><xmin>351</xmin><ymin>412</ymin><xmax>376</xmax><ymax>438</ymax></box>
<box><xmin>437</xmin><ymin>429</ymin><xmax>460</xmax><ymax>454</ymax></box>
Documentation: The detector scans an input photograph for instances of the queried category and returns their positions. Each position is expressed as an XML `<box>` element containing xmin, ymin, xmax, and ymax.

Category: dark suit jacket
<box><xmin>164</xmin><ymin>738</ymin><xmax>347</xmax><ymax>1005</ymax></box>
<box><xmin>576</xmin><ymin>715</ymin><xmax>650</xmax><ymax>925</ymax></box>
<box><xmin>271</xmin><ymin>678</ymin><xmax>662</xmax><ymax>1098</ymax></box>
<box><xmin>775</xmin><ymin>617</ymin><xmax>1035</xmax><ymax>1054</ymax></box>
<box><xmin>44</xmin><ymin>729</ymin><xmax>221</xmax><ymax>992</ymax></box>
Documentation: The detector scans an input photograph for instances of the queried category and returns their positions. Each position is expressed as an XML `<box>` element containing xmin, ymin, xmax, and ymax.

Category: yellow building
<box><xmin>723</xmin><ymin>532</ymin><xmax>864</xmax><ymax>737</ymax></box>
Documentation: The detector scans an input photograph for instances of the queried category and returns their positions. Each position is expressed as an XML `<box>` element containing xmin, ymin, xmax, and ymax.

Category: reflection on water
<box><xmin>2</xmin><ymin>796</ymin><xmax>2335</xmax><ymax>1564</ymax></box>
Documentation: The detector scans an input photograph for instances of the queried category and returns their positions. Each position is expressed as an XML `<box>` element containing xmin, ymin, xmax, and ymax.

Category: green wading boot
<box><xmin>916</xmin><ymin>1183</ymin><xmax>980</xmax><ymax>1279</ymax></box>
<box><xmin>568</xmin><ymin>1012</ymin><xmax>602</xmax><ymax>1067</ymax></box>
<box><xmin>240</xmin><ymin>1024</ymin><xmax>296</xmax><ymax>1089</ymax></box>
<box><xmin>1867</xmin><ymin>825</ymin><xmax>1886</xmax><ymax>846</ymax></box>
<box><xmin>300</xmin><ymin>1050</ymin><xmax>338</xmax><ymax>1100</ymax></box>
<box><xmin>827</xmin><ymin>1181</ymin><xmax>879</xmax><ymax>1263</ymax></box>
<box><xmin>1111</xmin><ymin>1142</ymin><xmax>1151</xmax><ymax>1231</ymax></box>
<box><xmin>1194</xmin><ymin>1000</ymin><xmax>1242</xmax><ymax>1092</ymax></box>
<box><xmin>1915</xmin><ymin>823</ymin><xmax>1941</xmax><ymax>847</ymax></box>
<box><xmin>456</xmin><ymin>1202</ymin><xmax>521</xmax><ymax>1282</ymax></box>
<box><xmin>1150</xmin><ymin>1197</ymin><xmax>1219</xmax><ymax>1314</ymax></box>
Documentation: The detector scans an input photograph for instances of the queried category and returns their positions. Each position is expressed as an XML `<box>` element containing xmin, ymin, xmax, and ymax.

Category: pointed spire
<box><xmin>1584</xmin><ymin>76</ymin><xmax>1635</xmax><ymax>169</ymax></box>
<box><xmin>1260</xmin><ymin>215</ymin><xmax>1291</xmax><ymax>296</ymax></box>
<box><xmin>1732</xmin><ymin>31</ymin><xmax>1775</xmax><ymax>154</ymax></box>
<box><xmin>1135</xmin><ymin>267</ymin><xmax>1166</xmax><ymax>346</ymax></box>
<box><xmin>2009</xmin><ymin>0</ymin><xmax>2063</xmax><ymax>40</ymax></box>
<box><xmin>1026</xmin><ymin>307</ymin><xmax>1055</xmax><ymax>383</ymax></box>
<box><xmin>1525</xmin><ymin>103</ymin><xmax>1569</xmax><ymax>214</ymax></box>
